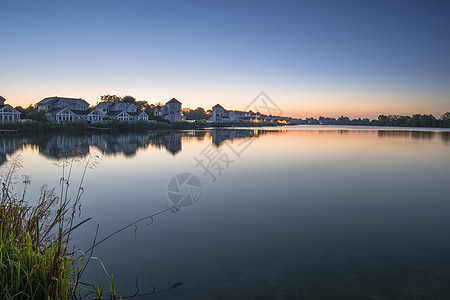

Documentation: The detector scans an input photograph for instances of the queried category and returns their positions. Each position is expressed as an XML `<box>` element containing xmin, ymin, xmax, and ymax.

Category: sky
<box><xmin>1</xmin><ymin>0</ymin><xmax>449</xmax><ymax>118</ymax></box>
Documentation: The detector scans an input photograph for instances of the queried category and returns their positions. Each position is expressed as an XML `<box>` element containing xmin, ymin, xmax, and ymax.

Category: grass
<box><xmin>0</xmin><ymin>120</ymin><xmax>199</xmax><ymax>133</ymax></box>
<box><xmin>0</xmin><ymin>148</ymin><xmax>94</xmax><ymax>299</ymax></box>
<box><xmin>0</xmin><ymin>147</ymin><xmax>182</xmax><ymax>299</ymax></box>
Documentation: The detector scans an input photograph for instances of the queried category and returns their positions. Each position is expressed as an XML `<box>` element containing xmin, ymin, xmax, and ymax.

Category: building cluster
<box><xmin>0</xmin><ymin>95</ymin><xmax>297</xmax><ymax>124</ymax></box>
<box><xmin>36</xmin><ymin>97</ymin><xmax>153</xmax><ymax>124</ymax></box>
<box><xmin>210</xmin><ymin>104</ymin><xmax>291</xmax><ymax>124</ymax></box>
<box><xmin>35</xmin><ymin>96</ymin><xmax>186</xmax><ymax>124</ymax></box>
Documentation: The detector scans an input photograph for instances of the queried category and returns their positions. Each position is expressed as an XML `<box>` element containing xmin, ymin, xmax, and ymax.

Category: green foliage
<box><xmin>100</xmin><ymin>95</ymin><xmax>121</xmax><ymax>102</ymax></box>
<box><xmin>121</xmin><ymin>95</ymin><xmax>136</xmax><ymax>104</ymax></box>
<box><xmin>313</xmin><ymin>113</ymin><xmax>450</xmax><ymax>128</ymax></box>
<box><xmin>16</xmin><ymin>104</ymin><xmax>47</xmax><ymax>121</ymax></box>
<box><xmin>441</xmin><ymin>112</ymin><xmax>450</xmax><ymax>128</ymax></box>
<box><xmin>0</xmin><ymin>153</ymin><xmax>94</xmax><ymax>299</ymax></box>
<box><xmin>183</xmin><ymin>107</ymin><xmax>211</xmax><ymax>120</ymax></box>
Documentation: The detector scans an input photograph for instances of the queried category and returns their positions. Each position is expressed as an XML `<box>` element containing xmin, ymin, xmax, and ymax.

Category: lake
<box><xmin>1</xmin><ymin>126</ymin><xmax>450</xmax><ymax>299</ymax></box>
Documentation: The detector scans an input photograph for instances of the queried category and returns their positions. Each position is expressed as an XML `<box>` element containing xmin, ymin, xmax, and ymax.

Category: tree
<box><xmin>100</xmin><ymin>95</ymin><xmax>121</xmax><ymax>102</ymax></box>
<box><xmin>441</xmin><ymin>112</ymin><xmax>450</xmax><ymax>128</ymax></box>
<box><xmin>122</xmin><ymin>95</ymin><xmax>136</xmax><ymax>104</ymax></box>
<box><xmin>336</xmin><ymin>116</ymin><xmax>351</xmax><ymax>125</ymax></box>
<box><xmin>182</xmin><ymin>107</ymin><xmax>210</xmax><ymax>120</ymax></box>
<box><xmin>441</xmin><ymin>112</ymin><xmax>450</xmax><ymax>121</ymax></box>
<box><xmin>411</xmin><ymin>114</ymin><xmax>437</xmax><ymax>127</ymax></box>
<box><xmin>19</xmin><ymin>104</ymin><xmax>47</xmax><ymax>121</ymax></box>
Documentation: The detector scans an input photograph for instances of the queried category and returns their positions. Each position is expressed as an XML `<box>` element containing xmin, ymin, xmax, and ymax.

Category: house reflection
<box><xmin>0</xmin><ymin>130</ymin><xmax>220</xmax><ymax>163</ymax></box>
<box><xmin>0</xmin><ymin>137</ymin><xmax>29</xmax><ymax>165</ymax></box>
<box><xmin>39</xmin><ymin>135</ymin><xmax>90</xmax><ymax>158</ymax></box>
<box><xmin>1</xmin><ymin>128</ymin><xmax>447</xmax><ymax>166</ymax></box>
<box><xmin>208</xmin><ymin>129</ymin><xmax>279</xmax><ymax>146</ymax></box>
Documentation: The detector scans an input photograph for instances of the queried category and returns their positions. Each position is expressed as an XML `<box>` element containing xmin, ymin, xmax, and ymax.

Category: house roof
<box><xmin>95</xmin><ymin>102</ymin><xmax>115</xmax><ymax>108</ymax></box>
<box><xmin>72</xmin><ymin>108</ymin><xmax>101</xmax><ymax>115</ymax></box>
<box><xmin>166</xmin><ymin>98</ymin><xmax>181</xmax><ymax>104</ymax></box>
<box><xmin>213</xmin><ymin>104</ymin><xmax>224</xmax><ymax>109</ymax></box>
<box><xmin>0</xmin><ymin>105</ymin><xmax>21</xmax><ymax>113</ymax></box>
<box><xmin>37</xmin><ymin>96</ymin><xmax>89</xmax><ymax>106</ymax></box>
<box><xmin>0</xmin><ymin>96</ymin><xmax>6</xmax><ymax>102</ymax></box>
<box><xmin>107</xmin><ymin>110</ymin><xmax>130</xmax><ymax>117</ymax></box>
<box><xmin>129</xmin><ymin>111</ymin><xmax>149</xmax><ymax>117</ymax></box>
<box><xmin>46</xmin><ymin>108</ymin><xmax>74</xmax><ymax>116</ymax></box>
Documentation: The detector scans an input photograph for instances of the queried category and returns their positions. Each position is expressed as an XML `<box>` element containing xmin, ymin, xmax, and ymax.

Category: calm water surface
<box><xmin>1</xmin><ymin>126</ymin><xmax>450</xmax><ymax>299</ymax></box>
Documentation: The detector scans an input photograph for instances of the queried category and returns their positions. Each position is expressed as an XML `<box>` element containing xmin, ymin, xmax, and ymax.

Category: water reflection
<box><xmin>1</xmin><ymin>128</ymin><xmax>448</xmax><ymax>166</ymax></box>
<box><xmin>1</xmin><ymin>126</ymin><xmax>450</xmax><ymax>299</ymax></box>
<box><xmin>210</xmin><ymin>128</ymin><xmax>280</xmax><ymax>146</ymax></box>
<box><xmin>376</xmin><ymin>130</ymin><xmax>450</xmax><ymax>143</ymax></box>
<box><xmin>0</xmin><ymin>129</ymin><xmax>282</xmax><ymax>164</ymax></box>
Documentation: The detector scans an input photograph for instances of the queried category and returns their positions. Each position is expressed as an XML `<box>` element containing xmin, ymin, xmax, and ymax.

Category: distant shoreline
<box><xmin>0</xmin><ymin>118</ymin><xmax>449</xmax><ymax>134</ymax></box>
<box><xmin>0</xmin><ymin>120</ymin><xmax>280</xmax><ymax>133</ymax></box>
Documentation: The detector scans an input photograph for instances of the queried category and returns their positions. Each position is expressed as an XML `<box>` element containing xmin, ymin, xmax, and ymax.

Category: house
<box><xmin>94</xmin><ymin>101</ymin><xmax>149</xmax><ymax>121</ymax></box>
<box><xmin>95</xmin><ymin>101</ymin><xmax>137</xmax><ymax>115</ymax></box>
<box><xmin>76</xmin><ymin>109</ymin><xmax>104</xmax><ymax>124</ymax></box>
<box><xmin>37</xmin><ymin>96</ymin><xmax>103</xmax><ymax>123</ymax></box>
<box><xmin>211</xmin><ymin>104</ymin><xmax>227</xmax><ymax>122</ymax></box>
<box><xmin>154</xmin><ymin>98</ymin><xmax>185</xmax><ymax>122</ymax></box>
<box><xmin>210</xmin><ymin>104</ymin><xmax>280</xmax><ymax>123</ymax></box>
<box><xmin>37</xmin><ymin>96</ymin><xmax>90</xmax><ymax>112</ymax></box>
<box><xmin>210</xmin><ymin>104</ymin><xmax>243</xmax><ymax>122</ymax></box>
<box><xmin>132</xmin><ymin>111</ymin><xmax>150</xmax><ymax>121</ymax></box>
<box><xmin>0</xmin><ymin>96</ymin><xmax>21</xmax><ymax>123</ymax></box>
<box><xmin>107</xmin><ymin>110</ymin><xmax>132</xmax><ymax>121</ymax></box>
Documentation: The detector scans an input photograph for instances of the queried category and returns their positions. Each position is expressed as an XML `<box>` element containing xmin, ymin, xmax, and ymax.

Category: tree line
<box><xmin>11</xmin><ymin>95</ymin><xmax>450</xmax><ymax>128</ymax></box>
<box><xmin>309</xmin><ymin>113</ymin><xmax>450</xmax><ymax>128</ymax></box>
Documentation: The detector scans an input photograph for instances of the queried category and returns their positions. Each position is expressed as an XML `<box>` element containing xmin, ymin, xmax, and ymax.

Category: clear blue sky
<box><xmin>1</xmin><ymin>0</ymin><xmax>449</xmax><ymax>118</ymax></box>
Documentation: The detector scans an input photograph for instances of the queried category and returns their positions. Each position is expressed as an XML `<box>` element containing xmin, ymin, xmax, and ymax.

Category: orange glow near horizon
<box><xmin>2</xmin><ymin>84</ymin><xmax>448</xmax><ymax>120</ymax></box>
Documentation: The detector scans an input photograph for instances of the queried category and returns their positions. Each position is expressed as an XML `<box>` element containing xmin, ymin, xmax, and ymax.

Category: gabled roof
<box><xmin>37</xmin><ymin>96</ymin><xmax>89</xmax><ymax>106</ymax></box>
<box><xmin>0</xmin><ymin>96</ymin><xmax>6</xmax><ymax>102</ymax></box>
<box><xmin>213</xmin><ymin>104</ymin><xmax>224</xmax><ymax>109</ymax></box>
<box><xmin>46</xmin><ymin>107</ymin><xmax>75</xmax><ymax>116</ymax></box>
<box><xmin>137</xmin><ymin>111</ymin><xmax>149</xmax><ymax>116</ymax></box>
<box><xmin>95</xmin><ymin>102</ymin><xmax>115</xmax><ymax>108</ymax></box>
<box><xmin>107</xmin><ymin>110</ymin><xmax>130</xmax><ymax>117</ymax></box>
<box><xmin>129</xmin><ymin>111</ymin><xmax>149</xmax><ymax>117</ymax></box>
<box><xmin>0</xmin><ymin>105</ymin><xmax>21</xmax><ymax>113</ymax></box>
<box><xmin>72</xmin><ymin>108</ymin><xmax>102</xmax><ymax>116</ymax></box>
<box><xmin>166</xmin><ymin>98</ymin><xmax>181</xmax><ymax>104</ymax></box>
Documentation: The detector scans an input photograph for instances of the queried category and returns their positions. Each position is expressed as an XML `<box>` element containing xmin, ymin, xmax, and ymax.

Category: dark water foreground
<box><xmin>1</xmin><ymin>126</ymin><xmax>449</xmax><ymax>299</ymax></box>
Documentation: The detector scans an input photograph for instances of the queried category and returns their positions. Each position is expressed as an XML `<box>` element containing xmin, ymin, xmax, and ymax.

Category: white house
<box><xmin>211</xmin><ymin>104</ymin><xmax>227</xmax><ymax>122</ymax></box>
<box><xmin>210</xmin><ymin>104</ymin><xmax>243</xmax><ymax>122</ymax></box>
<box><xmin>154</xmin><ymin>98</ymin><xmax>185</xmax><ymax>122</ymax></box>
<box><xmin>0</xmin><ymin>96</ymin><xmax>21</xmax><ymax>123</ymax></box>
<box><xmin>95</xmin><ymin>101</ymin><xmax>150</xmax><ymax>121</ymax></box>
<box><xmin>45</xmin><ymin>108</ymin><xmax>79</xmax><ymax>123</ymax></box>
<box><xmin>37</xmin><ymin>96</ymin><xmax>90</xmax><ymax>112</ymax></box>
<box><xmin>210</xmin><ymin>104</ymin><xmax>277</xmax><ymax>123</ymax></box>
<box><xmin>37</xmin><ymin>96</ymin><xmax>103</xmax><ymax>124</ymax></box>
<box><xmin>79</xmin><ymin>109</ymin><xmax>104</xmax><ymax>123</ymax></box>
<box><xmin>107</xmin><ymin>110</ymin><xmax>132</xmax><ymax>121</ymax></box>
<box><xmin>133</xmin><ymin>111</ymin><xmax>150</xmax><ymax>121</ymax></box>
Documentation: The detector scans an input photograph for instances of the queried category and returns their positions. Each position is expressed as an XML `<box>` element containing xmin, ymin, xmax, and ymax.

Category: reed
<box><xmin>0</xmin><ymin>148</ymin><xmax>94</xmax><ymax>299</ymax></box>
<box><xmin>0</xmin><ymin>149</ymin><xmax>181</xmax><ymax>299</ymax></box>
